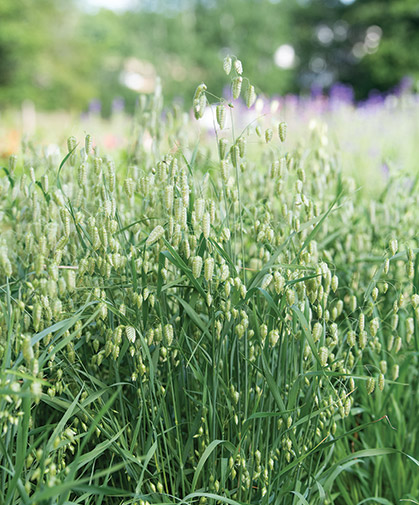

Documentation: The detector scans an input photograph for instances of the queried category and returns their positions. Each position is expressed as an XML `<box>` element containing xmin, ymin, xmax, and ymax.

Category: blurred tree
<box><xmin>290</xmin><ymin>0</ymin><xmax>419</xmax><ymax>98</ymax></box>
<box><xmin>0</xmin><ymin>0</ymin><xmax>296</xmax><ymax>113</ymax></box>
<box><xmin>108</xmin><ymin>0</ymin><xmax>294</xmax><ymax>106</ymax></box>
<box><xmin>1</xmin><ymin>0</ymin><xmax>417</xmax><ymax>113</ymax></box>
<box><xmin>0</xmin><ymin>0</ymin><xmax>100</xmax><ymax>111</ymax></box>
<box><xmin>190</xmin><ymin>0</ymin><xmax>295</xmax><ymax>100</ymax></box>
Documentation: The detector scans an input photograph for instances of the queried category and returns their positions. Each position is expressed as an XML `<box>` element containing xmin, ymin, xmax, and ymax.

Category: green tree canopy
<box><xmin>290</xmin><ymin>0</ymin><xmax>419</xmax><ymax>98</ymax></box>
<box><xmin>0</xmin><ymin>0</ymin><xmax>418</xmax><ymax>113</ymax></box>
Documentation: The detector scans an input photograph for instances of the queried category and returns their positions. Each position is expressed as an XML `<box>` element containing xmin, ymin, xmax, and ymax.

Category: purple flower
<box><xmin>329</xmin><ymin>82</ymin><xmax>354</xmax><ymax>106</ymax></box>
<box><xmin>392</xmin><ymin>76</ymin><xmax>414</xmax><ymax>96</ymax></box>
<box><xmin>88</xmin><ymin>98</ymin><xmax>102</xmax><ymax>115</ymax></box>
<box><xmin>112</xmin><ymin>96</ymin><xmax>125</xmax><ymax>114</ymax></box>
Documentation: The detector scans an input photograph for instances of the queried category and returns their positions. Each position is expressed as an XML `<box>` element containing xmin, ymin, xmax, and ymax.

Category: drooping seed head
<box><xmin>312</xmin><ymin>322</ymin><xmax>322</xmax><ymax>342</ymax></box>
<box><xmin>278</xmin><ymin>122</ymin><xmax>287</xmax><ymax>142</ymax></box>
<box><xmin>164</xmin><ymin>185</ymin><xmax>174</xmax><ymax>211</ymax></box>
<box><xmin>237</xmin><ymin>137</ymin><xmax>246</xmax><ymax>158</ymax></box>
<box><xmin>77</xmin><ymin>163</ymin><xmax>87</xmax><ymax>188</ymax></box>
<box><xmin>230</xmin><ymin>145</ymin><xmax>239</xmax><ymax>167</ymax></box>
<box><xmin>219</xmin><ymin>138</ymin><xmax>228</xmax><ymax>160</ymax></box>
<box><xmin>245</xmin><ymin>84</ymin><xmax>256</xmax><ymax>108</ymax></box>
<box><xmin>366</xmin><ymin>377</ymin><xmax>375</xmax><ymax>394</ymax></box>
<box><xmin>389</xmin><ymin>239</ymin><xmax>398</xmax><ymax>256</ymax></box>
<box><xmin>265</xmin><ymin>128</ymin><xmax>273</xmax><ymax>143</ymax></box>
<box><xmin>232</xmin><ymin>77</ymin><xmax>243</xmax><ymax>100</ymax></box>
<box><xmin>378</xmin><ymin>373</ymin><xmax>385</xmax><ymax>391</ymax></box>
<box><xmin>223</xmin><ymin>56</ymin><xmax>232</xmax><ymax>75</ymax></box>
<box><xmin>269</xmin><ymin>329</ymin><xmax>280</xmax><ymax>346</ymax></box>
<box><xmin>123</xmin><ymin>178</ymin><xmax>135</xmax><ymax>198</ymax></box>
<box><xmin>349</xmin><ymin>295</ymin><xmax>357</xmax><ymax>312</ymax></box>
<box><xmin>85</xmin><ymin>134</ymin><xmax>92</xmax><ymax>156</ymax></box>
<box><xmin>193</xmin><ymin>82</ymin><xmax>207</xmax><ymax>101</ymax></box>
<box><xmin>204</xmin><ymin>257</ymin><xmax>214</xmax><ymax>281</ymax></box>
<box><xmin>126</xmin><ymin>326</ymin><xmax>136</xmax><ymax>343</ymax></box>
<box><xmin>9</xmin><ymin>154</ymin><xmax>17</xmax><ymax>171</ymax></box>
<box><xmin>67</xmin><ymin>136</ymin><xmax>77</xmax><ymax>153</ymax></box>
<box><xmin>216</xmin><ymin>104</ymin><xmax>226</xmax><ymax>129</ymax></box>
<box><xmin>347</xmin><ymin>330</ymin><xmax>356</xmax><ymax>348</ymax></box>
<box><xmin>255</xmin><ymin>269</ymin><xmax>271</xmax><ymax>290</ymax></box>
<box><xmin>202</xmin><ymin>212</ymin><xmax>211</xmax><ymax>239</ymax></box>
<box><xmin>319</xmin><ymin>347</ymin><xmax>328</xmax><ymax>367</ymax></box>
<box><xmin>192</xmin><ymin>255</ymin><xmax>203</xmax><ymax>279</ymax></box>
<box><xmin>94</xmin><ymin>157</ymin><xmax>102</xmax><ymax>175</ymax></box>
<box><xmin>146</xmin><ymin>225</ymin><xmax>165</xmax><ymax>247</ymax></box>
<box><xmin>359</xmin><ymin>330</ymin><xmax>367</xmax><ymax>349</ymax></box>
<box><xmin>234</xmin><ymin>59</ymin><xmax>243</xmax><ymax>75</ymax></box>
<box><xmin>369</xmin><ymin>318</ymin><xmax>379</xmax><ymax>337</ymax></box>
<box><xmin>274</xmin><ymin>272</ymin><xmax>285</xmax><ymax>294</ymax></box>
<box><xmin>286</xmin><ymin>289</ymin><xmax>295</xmax><ymax>306</ymax></box>
<box><xmin>359</xmin><ymin>313</ymin><xmax>365</xmax><ymax>332</ymax></box>
<box><xmin>164</xmin><ymin>324</ymin><xmax>174</xmax><ymax>345</ymax></box>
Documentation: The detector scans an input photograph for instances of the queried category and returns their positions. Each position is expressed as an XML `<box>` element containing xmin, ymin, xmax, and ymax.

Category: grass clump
<box><xmin>0</xmin><ymin>58</ymin><xmax>418</xmax><ymax>505</ymax></box>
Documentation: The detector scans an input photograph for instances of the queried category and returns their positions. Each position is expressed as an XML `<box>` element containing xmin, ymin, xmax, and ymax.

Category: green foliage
<box><xmin>290</xmin><ymin>0</ymin><xmax>419</xmax><ymax>97</ymax></box>
<box><xmin>1</xmin><ymin>0</ymin><xmax>419</xmax><ymax>113</ymax></box>
<box><xmin>0</xmin><ymin>0</ymin><xmax>98</xmax><ymax>110</ymax></box>
<box><xmin>0</xmin><ymin>0</ymin><xmax>294</xmax><ymax>113</ymax></box>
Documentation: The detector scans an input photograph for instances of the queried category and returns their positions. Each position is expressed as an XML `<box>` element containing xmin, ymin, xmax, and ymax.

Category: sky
<box><xmin>83</xmin><ymin>0</ymin><xmax>137</xmax><ymax>12</ymax></box>
<box><xmin>84</xmin><ymin>0</ymin><xmax>356</xmax><ymax>10</ymax></box>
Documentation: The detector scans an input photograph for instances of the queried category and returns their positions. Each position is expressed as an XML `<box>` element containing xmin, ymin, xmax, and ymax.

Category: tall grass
<box><xmin>0</xmin><ymin>58</ymin><xmax>418</xmax><ymax>505</ymax></box>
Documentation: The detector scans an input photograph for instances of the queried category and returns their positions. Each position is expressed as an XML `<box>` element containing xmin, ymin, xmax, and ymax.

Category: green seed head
<box><xmin>378</xmin><ymin>373</ymin><xmax>385</xmax><ymax>391</ymax></box>
<box><xmin>85</xmin><ymin>134</ymin><xmax>92</xmax><ymax>155</ymax></box>
<box><xmin>278</xmin><ymin>122</ymin><xmax>287</xmax><ymax>142</ymax></box>
<box><xmin>192</xmin><ymin>255</ymin><xmax>203</xmax><ymax>279</ymax></box>
<box><xmin>245</xmin><ymin>84</ymin><xmax>256</xmax><ymax>108</ymax></box>
<box><xmin>219</xmin><ymin>138</ymin><xmax>228</xmax><ymax>160</ymax></box>
<box><xmin>67</xmin><ymin>136</ymin><xmax>77</xmax><ymax>153</ymax></box>
<box><xmin>319</xmin><ymin>347</ymin><xmax>328</xmax><ymax>367</ymax></box>
<box><xmin>216</xmin><ymin>104</ymin><xmax>226</xmax><ymax>129</ymax></box>
<box><xmin>223</xmin><ymin>56</ymin><xmax>232</xmax><ymax>75</ymax></box>
<box><xmin>265</xmin><ymin>128</ymin><xmax>273</xmax><ymax>143</ymax></box>
<box><xmin>232</xmin><ymin>77</ymin><xmax>243</xmax><ymax>100</ymax></box>
<box><xmin>389</xmin><ymin>239</ymin><xmax>398</xmax><ymax>256</ymax></box>
<box><xmin>125</xmin><ymin>326</ymin><xmax>136</xmax><ymax>344</ymax></box>
<box><xmin>234</xmin><ymin>59</ymin><xmax>243</xmax><ymax>75</ymax></box>
<box><xmin>146</xmin><ymin>225</ymin><xmax>165</xmax><ymax>247</ymax></box>
<box><xmin>366</xmin><ymin>377</ymin><xmax>375</xmax><ymax>394</ymax></box>
<box><xmin>204</xmin><ymin>257</ymin><xmax>214</xmax><ymax>281</ymax></box>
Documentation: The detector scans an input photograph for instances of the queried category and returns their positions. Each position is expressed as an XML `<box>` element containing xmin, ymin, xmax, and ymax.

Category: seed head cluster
<box><xmin>0</xmin><ymin>58</ymin><xmax>417</xmax><ymax>503</ymax></box>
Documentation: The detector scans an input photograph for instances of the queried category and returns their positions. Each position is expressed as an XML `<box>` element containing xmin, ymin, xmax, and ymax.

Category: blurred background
<box><xmin>1</xmin><ymin>0</ymin><xmax>418</xmax><ymax>117</ymax></box>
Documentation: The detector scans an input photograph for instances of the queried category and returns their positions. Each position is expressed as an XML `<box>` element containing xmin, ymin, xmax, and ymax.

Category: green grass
<box><xmin>0</xmin><ymin>59</ymin><xmax>418</xmax><ymax>505</ymax></box>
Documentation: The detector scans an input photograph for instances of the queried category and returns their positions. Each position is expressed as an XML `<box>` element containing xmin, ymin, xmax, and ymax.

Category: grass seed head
<box><xmin>232</xmin><ymin>77</ymin><xmax>243</xmax><ymax>100</ymax></box>
<box><xmin>278</xmin><ymin>122</ymin><xmax>287</xmax><ymax>142</ymax></box>
<box><xmin>146</xmin><ymin>225</ymin><xmax>165</xmax><ymax>247</ymax></box>
<box><xmin>223</xmin><ymin>56</ymin><xmax>232</xmax><ymax>75</ymax></box>
<box><xmin>192</xmin><ymin>255</ymin><xmax>203</xmax><ymax>279</ymax></box>
<box><xmin>245</xmin><ymin>84</ymin><xmax>256</xmax><ymax>108</ymax></box>
<box><xmin>216</xmin><ymin>104</ymin><xmax>226</xmax><ymax>129</ymax></box>
<box><xmin>234</xmin><ymin>59</ymin><xmax>243</xmax><ymax>75</ymax></box>
<box><xmin>366</xmin><ymin>377</ymin><xmax>375</xmax><ymax>394</ymax></box>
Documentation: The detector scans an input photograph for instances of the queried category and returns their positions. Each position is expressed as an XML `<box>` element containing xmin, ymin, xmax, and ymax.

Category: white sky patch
<box><xmin>81</xmin><ymin>0</ymin><xmax>136</xmax><ymax>12</ymax></box>
<box><xmin>274</xmin><ymin>44</ymin><xmax>296</xmax><ymax>69</ymax></box>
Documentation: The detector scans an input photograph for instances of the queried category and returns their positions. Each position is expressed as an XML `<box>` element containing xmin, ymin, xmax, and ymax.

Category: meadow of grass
<box><xmin>0</xmin><ymin>59</ymin><xmax>418</xmax><ymax>505</ymax></box>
